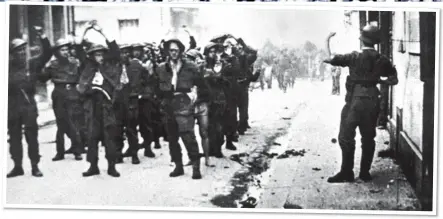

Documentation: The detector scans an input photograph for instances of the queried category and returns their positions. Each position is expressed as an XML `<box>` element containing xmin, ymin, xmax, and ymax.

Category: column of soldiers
<box><xmin>7</xmin><ymin>23</ymin><xmax>260</xmax><ymax>180</ymax></box>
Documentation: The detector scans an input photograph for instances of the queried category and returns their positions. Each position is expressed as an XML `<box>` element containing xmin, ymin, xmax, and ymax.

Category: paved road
<box><xmin>5</xmin><ymin>80</ymin><xmax>419</xmax><ymax>210</ymax></box>
<box><xmin>5</xmin><ymin>79</ymin><xmax>311</xmax><ymax>208</ymax></box>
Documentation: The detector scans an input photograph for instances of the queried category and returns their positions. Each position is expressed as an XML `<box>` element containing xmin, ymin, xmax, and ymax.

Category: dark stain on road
<box><xmin>210</xmin><ymin>102</ymin><xmax>307</xmax><ymax>208</ymax></box>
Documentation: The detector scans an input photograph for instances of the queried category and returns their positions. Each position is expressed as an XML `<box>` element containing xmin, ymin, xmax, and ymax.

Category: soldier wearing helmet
<box><xmin>113</xmin><ymin>43</ymin><xmax>147</xmax><ymax>164</ymax></box>
<box><xmin>7</xmin><ymin>26</ymin><xmax>52</xmax><ymax>178</ymax></box>
<box><xmin>156</xmin><ymin>38</ymin><xmax>203</xmax><ymax>179</ymax></box>
<box><xmin>186</xmin><ymin>48</ymin><xmax>213</xmax><ymax>167</ymax></box>
<box><xmin>76</xmin><ymin>24</ymin><xmax>122</xmax><ymax>178</ymax></box>
<box><xmin>324</xmin><ymin>24</ymin><xmax>398</xmax><ymax>183</ymax></box>
<box><xmin>203</xmin><ymin>42</ymin><xmax>232</xmax><ymax>158</ymax></box>
<box><xmin>40</xmin><ymin>37</ymin><xmax>85</xmax><ymax>162</ymax></box>
<box><xmin>235</xmin><ymin>37</ymin><xmax>259</xmax><ymax>135</ymax></box>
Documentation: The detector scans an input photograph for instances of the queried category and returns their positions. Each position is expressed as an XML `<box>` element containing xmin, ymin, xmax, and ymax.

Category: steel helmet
<box><xmin>119</xmin><ymin>44</ymin><xmax>132</xmax><ymax>50</ymax></box>
<box><xmin>10</xmin><ymin>38</ymin><xmax>27</xmax><ymax>52</ymax></box>
<box><xmin>186</xmin><ymin>49</ymin><xmax>202</xmax><ymax>59</ymax></box>
<box><xmin>87</xmin><ymin>44</ymin><xmax>108</xmax><ymax>54</ymax></box>
<box><xmin>164</xmin><ymin>38</ymin><xmax>185</xmax><ymax>52</ymax></box>
<box><xmin>132</xmin><ymin>43</ymin><xmax>144</xmax><ymax>49</ymax></box>
<box><xmin>223</xmin><ymin>37</ymin><xmax>237</xmax><ymax>47</ymax></box>
<box><xmin>359</xmin><ymin>24</ymin><xmax>381</xmax><ymax>45</ymax></box>
<box><xmin>53</xmin><ymin>38</ymin><xmax>71</xmax><ymax>50</ymax></box>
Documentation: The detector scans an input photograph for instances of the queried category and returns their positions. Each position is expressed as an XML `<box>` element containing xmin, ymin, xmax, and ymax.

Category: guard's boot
<box><xmin>82</xmin><ymin>162</ymin><xmax>100</xmax><ymax>177</ymax></box>
<box><xmin>52</xmin><ymin>153</ymin><xmax>64</xmax><ymax>161</ymax></box>
<box><xmin>7</xmin><ymin>164</ymin><xmax>24</xmax><ymax>178</ymax></box>
<box><xmin>378</xmin><ymin>148</ymin><xmax>395</xmax><ymax>158</ymax></box>
<box><xmin>327</xmin><ymin>149</ymin><xmax>355</xmax><ymax>183</ymax></box>
<box><xmin>169</xmin><ymin>162</ymin><xmax>184</xmax><ymax>177</ymax></box>
<box><xmin>107</xmin><ymin>161</ymin><xmax>120</xmax><ymax>177</ymax></box>
<box><xmin>246</xmin><ymin>123</ymin><xmax>251</xmax><ymax>129</ymax></box>
<box><xmin>122</xmin><ymin>149</ymin><xmax>132</xmax><ymax>158</ymax></box>
<box><xmin>192</xmin><ymin>160</ymin><xmax>202</xmax><ymax>180</ymax></box>
<box><xmin>31</xmin><ymin>164</ymin><xmax>43</xmax><ymax>177</ymax></box>
<box><xmin>226</xmin><ymin>140</ymin><xmax>237</xmax><ymax>151</ymax></box>
<box><xmin>144</xmin><ymin>143</ymin><xmax>155</xmax><ymax>158</ymax></box>
<box><xmin>359</xmin><ymin>142</ymin><xmax>376</xmax><ymax>182</ymax></box>
<box><xmin>327</xmin><ymin>171</ymin><xmax>354</xmax><ymax>183</ymax></box>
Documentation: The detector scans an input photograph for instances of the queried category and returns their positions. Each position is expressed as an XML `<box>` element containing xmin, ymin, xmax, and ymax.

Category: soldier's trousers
<box><xmin>338</xmin><ymin>97</ymin><xmax>380</xmax><ymax>174</ymax></box>
<box><xmin>115</xmin><ymin>96</ymin><xmax>139</xmax><ymax>157</ymax></box>
<box><xmin>195</xmin><ymin>102</ymin><xmax>209</xmax><ymax>153</ymax></box>
<box><xmin>223</xmin><ymin>82</ymin><xmax>238</xmax><ymax>141</ymax></box>
<box><xmin>161</xmin><ymin>98</ymin><xmax>199</xmax><ymax>164</ymax></box>
<box><xmin>139</xmin><ymin>97</ymin><xmax>165</xmax><ymax>147</ymax></box>
<box><xmin>8</xmin><ymin>104</ymin><xmax>41</xmax><ymax>165</ymax></box>
<box><xmin>52</xmin><ymin>88</ymin><xmax>84</xmax><ymax>155</ymax></box>
<box><xmin>85</xmin><ymin>95</ymin><xmax>118</xmax><ymax>163</ymax></box>
<box><xmin>208</xmin><ymin>102</ymin><xmax>226</xmax><ymax>154</ymax></box>
<box><xmin>237</xmin><ymin>85</ymin><xmax>249</xmax><ymax>133</ymax></box>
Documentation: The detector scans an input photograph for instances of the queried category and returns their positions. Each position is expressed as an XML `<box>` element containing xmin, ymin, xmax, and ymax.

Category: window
<box><xmin>74</xmin><ymin>20</ymin><xmax>89</xmax><ymax>36</ymax></box>
<box><xmin>118</xmin><ymin>19</ymin><xmax>139</xmax><ymax>44</ymax></box>
<box><xmin>406</xmin><ymin>12</ymin><xmax>420</xmax><ymax>54</ymax></box>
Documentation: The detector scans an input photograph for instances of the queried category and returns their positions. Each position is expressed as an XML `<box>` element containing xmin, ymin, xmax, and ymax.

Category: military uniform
<box><xmin>41</xmin><ymin>40</ymin><xmax>84</xmax><ymax>161</ymax></box>
<box><xmin>138</xmin><ymin>58</ymin><xmax>160</xmax><ymax>157</ymax></box>
<box><xmin>236</xmin><ymin>38</ymin><xmax>258</xmax><ymax>134</ymax></box>
<box><xmin>114</xmin><ymin>57</ymin><xmax>143</xmax><ymax>164</ymax></box>
<box><xmin>7</xmin><ymin>37</ymin><xmax>52</xmax><ymax>178</ymax></box>
<box><xmin>77</xmin><ymin>41</ymin><xmax>122</xmax><ymax>177</ymax></box>
<box><xmin>326</xmin><ymin>48</ymin><xmax>398</xmax><ymax>183</ymax></box>
<box><xmin>156</xmin><ymin>39</ymin><xmax>202</xmax><ymax>179</ymax></box>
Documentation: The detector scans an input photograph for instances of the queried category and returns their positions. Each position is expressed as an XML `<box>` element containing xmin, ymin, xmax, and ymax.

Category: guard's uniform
<box><xmin>331</xmin><ymin>66</ymin><xmax>341</xmax><ymax>95</ymax></box>
<box><xmin>7</xmin><ymin>37</ymin><xmax>52</xmax><ymax>178</ymax></box>
<box><xmin>327</xmin><ymin>48</ymin><xmax>397</xmax><ymax>182</ymax></box>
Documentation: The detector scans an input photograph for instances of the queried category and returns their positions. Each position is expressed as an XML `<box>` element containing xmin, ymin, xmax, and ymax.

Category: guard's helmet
<box><xmin>87</xmin><ymin>44</ymin><xmax>108</xmax><ymax>54</ymax></box>
<box><xmin>359</xmin><ymin>24</ymin><xmax>381</xmax><ymax>45</ymax></box>
<box><xmin>10</xmin><ymin>38</ymin><xmax>27</xmax><ymax>52</ymax></box>
<box><xmin>53</xmin><ymin>38</ymin><xmax>71</xmax><ymax>50</ymax></box>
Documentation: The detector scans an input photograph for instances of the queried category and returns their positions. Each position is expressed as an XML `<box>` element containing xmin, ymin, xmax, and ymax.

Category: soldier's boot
<box><xmin>233</xmin><ymin>133</ymin><xmax>239</xmax><ymax>142</ymax></box>
<box><xmin>154</xmin><ymin>139</ymin><xmax>161</xmax><ymax>149</ymax></box>
<box><xmin>144</xmin><ymin>142</ymin><xmax>155</xmax><ymax>158</ymax></box>
<box><xmin>378</xmin><ymin>148</ymin><xmax>395</xmax><ymax>158</ymax></box>
<box><xmin>107</xmin><ymin>161</ymin><xmax>121</xmax><ymax>177</ymax></box>
<box><xmin>52</xmin><ymin>153</ymin><xmax>65</xmax><ymax>161</ymax></box>
<box><xmin>132</xmin><ymin>152</ymin><xmax>141</xmax><ymax>165</ymax></box>
<box><xmin>74</xmin><ymin>153</ymin><xmax>83</xmax><ymax>161</ymax></box>
<box><xmin>64</xmin><ymin>146</ymin><xmax>74</xmax><ymax>154</ymax></box>
<box><xmin>31</xmin><ymin>164</ymin><xmax>43</xmax><ymax>177</ymax></box>
<box><xmin>82</xmin><ymin>161</ymin><xmax>100</xmax><ymax>177</ymax></box>
<box><xmin>327</xmin><ymin>150</ymin><xmax>355</xmax><ymax>183</ymax></box>
<box><xmin>169</xmin><ymin>161</ymin><xmax>184</xmax><ymax>177</ymax></box>
<box><xmin>359</xmin><ymin>143</ymin><xmax>375</xmax><ymax>182</ymax></box>
<box><xmin>226</xmin><ymin>140</ymin><xmax>237</xmax><ymax>151</ymax></box>
<box><xmin>6</xmin><ymin>163</ymin><xmax>24</xmax><ymax>178</ymax></box>
<box><xmin>115</xmin><ymin>155</ymin><xmax>124</xmax><ymax>164</ymax></box>
<box><xmin>192</xmin><ymin>160</ymin><xmax>202</xmax><ymax>180</ymax></box>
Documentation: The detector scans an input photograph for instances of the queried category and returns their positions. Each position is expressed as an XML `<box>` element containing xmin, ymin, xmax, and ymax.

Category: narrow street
<box><xmin>5</xmin><ymin>80</ymin><xmax>419</xmax><ymax>210</ymax></box>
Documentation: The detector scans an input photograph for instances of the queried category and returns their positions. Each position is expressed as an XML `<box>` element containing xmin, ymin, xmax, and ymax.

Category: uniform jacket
<box><xmin>329</xmin><ymin>49</ymin><xmax>398</xmax><ymax>100</ymax></box>
<box><xmin>8</xmin><ymin>37</ymin><xmax>52</xmax><ymax>121</ymax></box>
<box><xmin>77</xmin><ymin>40</ymin><xmax>121</xmax><ymax>102</ymax></box>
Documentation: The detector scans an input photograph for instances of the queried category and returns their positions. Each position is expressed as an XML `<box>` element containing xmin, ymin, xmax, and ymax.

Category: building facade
<box><xmin>343</xmin><ymin>10</ymin><xmax>436</xmax><ymax>211</ymax></box>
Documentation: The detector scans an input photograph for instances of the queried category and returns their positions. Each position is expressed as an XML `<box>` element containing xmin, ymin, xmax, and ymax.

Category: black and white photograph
<box><xmin>4</xmin><ymin>2</ymin><xmax>439</xmax><ymax>214</ymax></box>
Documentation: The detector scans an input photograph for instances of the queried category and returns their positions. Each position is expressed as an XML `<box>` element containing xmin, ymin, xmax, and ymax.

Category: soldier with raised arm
<box><xmin>324</xmin><ymin>25</ymin><xmax>398</xmax><ymax>183</ymax></box>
